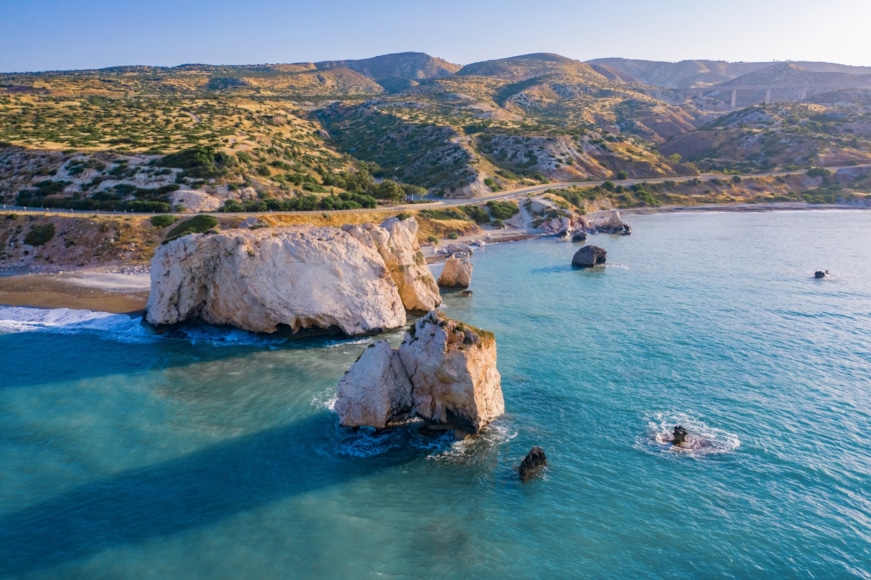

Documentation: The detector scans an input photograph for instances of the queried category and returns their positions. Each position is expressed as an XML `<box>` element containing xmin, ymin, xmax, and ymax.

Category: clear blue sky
<box><xmin>1</xmin><ymin>0</ymin><xmax>868</xmax><ymax>72</ymax></box>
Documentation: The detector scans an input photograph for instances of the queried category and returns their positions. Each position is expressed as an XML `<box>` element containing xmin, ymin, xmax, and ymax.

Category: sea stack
<box><xmin>438</xmin><ymin>252</ymin><xmax>473</xmax><ymax>288</ymax></box>
<box><xmin>335</xmin><ymin>311</ymin><xmax>504</xmax><ymax>435</ymax></box>
<box><xmin>571</xmin><ymin>245</ymin><xmax>607</xmax><ymax>268</ymax></box>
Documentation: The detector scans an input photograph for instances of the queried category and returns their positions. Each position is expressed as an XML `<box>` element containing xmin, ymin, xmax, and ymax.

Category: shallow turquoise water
<box><xmin>1</xmin><ymin>210</ymin><xmax>870</xmax><ymax>578</ymax></box>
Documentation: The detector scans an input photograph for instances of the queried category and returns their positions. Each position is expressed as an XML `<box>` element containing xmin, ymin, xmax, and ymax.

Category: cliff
<box><xmin>145</xmin><ymin>217</ymin><xmax>439</xmax><ymax>336</ymax></box>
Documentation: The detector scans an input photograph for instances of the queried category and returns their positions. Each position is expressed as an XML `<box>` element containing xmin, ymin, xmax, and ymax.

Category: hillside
<box><xmin>1</xmin><ymin>52</ymin><xmax>869</xmax><ymax>212</ymax></box>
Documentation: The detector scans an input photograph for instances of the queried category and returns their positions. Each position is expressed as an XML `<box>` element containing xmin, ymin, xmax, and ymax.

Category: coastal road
<box><xmin>3</xmin><ymin>165</ymin><xmax>869</xmax><ymax>218</ymax></box>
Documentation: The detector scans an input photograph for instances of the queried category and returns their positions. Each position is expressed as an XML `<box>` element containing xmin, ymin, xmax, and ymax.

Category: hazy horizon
<box><xmin>1</xmin><ymin>0</ymin><xmax>869</xmax><ymax>73</ymax></box>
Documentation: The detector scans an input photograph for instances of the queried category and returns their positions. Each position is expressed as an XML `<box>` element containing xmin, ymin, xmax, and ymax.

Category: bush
<box><xmin>420</xmin><ymin>208</ymin><xmax>469</xmax><ymax>221</ymax></box>
<box><xmin>732</xmin><ymin>175</ymin><xmax>742</xmax><ymax>183</ymax></box>
<box><xmin>491</xmin><ymin>219</ymin><xmax>505</xmax><ymax>228</ymax></box>
<box><xmin>425</xmin><ymin>235</ymin><xmax>439</xmax><ymax>245</ymax></box>
<box><xmin>447</xmin><ymin>232</ymin><xmax>459</xmax><ymax>240</ymax></box>
<box><xmin>24</xmin><ymin>224</ymin><xmax>55</xmax><ymax>246</ymax></box>
<box><xmin>5</xmin><ymin>214</ymin><xmax>17</xmax><ymax>220</ymax></box>
<box><xmin>164</xmin><ymin>215</ymin><xmax>218</xmax><ymax>242</ymax></box>
<box><xmin>461</xmin><ymin>204</ymin><xmax>491</xmax><ymax>224</ymax></box>
<box><xmin>486</xmin><ymin>200</ymin><xmax>519</xmax><ymax>220</ymax></box>
<box><xmin>159</xmin><ymin>146</ymin><xmax>236</xmax><ymax>178</ymax></box>
<box><xmin>807</xmin><ymin>167</ymin><xmax>833</xmax><ymax>179</ymax></box>
<box><xmin>617</xmin><ymin>171</ymin><xmax>629</xmax><ymax>180</ymax></box>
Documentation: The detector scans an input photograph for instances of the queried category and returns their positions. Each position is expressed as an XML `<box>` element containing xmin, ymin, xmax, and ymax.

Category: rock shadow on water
<box><xmin>0</xmin><ymin>412</ymin><xmax>432</xmax><ymax>577</ymax></box>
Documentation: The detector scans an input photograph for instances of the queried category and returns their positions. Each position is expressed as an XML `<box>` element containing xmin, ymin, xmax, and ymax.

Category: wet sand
<box><xmin>0</xmin><ymin>271</ymin><xmax>150</xmax><ymax>314</ymax></box>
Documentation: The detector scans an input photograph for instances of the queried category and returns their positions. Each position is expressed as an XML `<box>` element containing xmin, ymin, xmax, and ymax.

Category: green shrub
<box><xmin>160</xmin><ymin>146</ymin><xmax>236</xmax><ymax>178</ymax></box>
<box><xmin>425</xmin><ymin>235</ymin><xmax>439</xmax><ymax>245</ymax></box>
<box><xmin>461</xmin><ymin>204</ymin><xmax>491</xmax><ymax>224</ymax></box>
<box><xmin>491</xmin><ymin>219</ymin><xmax>505</xmax><ymax>228</ymax></box>
<box><xmin>485</xmin><ymin>200</ymin><xmax>519</xmax><ymax>220</ymax></box>
<box><xmin>5</xmin><ymin>214</ymin><xmax>17</xmax><ymax>220</ymax></box>
<box><xmin>24</xmin><ymin>223</ymin><xmax>55</xmax><ymax>246</ymax></box>
<box><xmin>420</xmin><ymin>208</ymin><xmax>469</xmax><ymax>221</ymax></box>
<box><xmin>447</xmin><ymin>232</ymin><xmax>459</xmax><ymax>240</ymax></box>
<box><xmin>164</xmin><ymin>215</ymin><xmax>219</xmax><ymax>242</ymax></box>
<box><xmin>150</xmin><ymin>215</ymin><xmax>177</xmax><ymax>228</ymax></box>
<box><xmin>617</xmin><ymin>171</ymin><xmax>629</xmax><ymax>180</ymax></box>
<box><xmin>807</xmin><ymin>167</ymin><xmax>833</xmax><ymax>179</ymax></box>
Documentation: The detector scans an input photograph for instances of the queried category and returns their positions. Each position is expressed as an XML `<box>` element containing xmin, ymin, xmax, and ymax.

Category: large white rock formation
<box><xmin>146</xmin><ymin>225</ymin><xmax>407</xmax><ymax>336</ymax></box>
<box><xmin>437</xmin><ymin>252</ymin><xmax>473</xmax><ymax>288</ymax></box>
<box><xmin>335</xmin><ymin>311</ymin><xmax>504</xmax><ymax>434</ymax></box>
<box><xmin>343</xmin><ymin>216</ymin><xmax>441</xmax><ymax>313</ymax></box>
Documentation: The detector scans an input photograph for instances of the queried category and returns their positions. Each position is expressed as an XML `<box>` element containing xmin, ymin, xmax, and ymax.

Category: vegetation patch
<box><xmin>164</xmin><ymin>215</ymin><xmax>219</xmax><ymax>243</ymax></box>
<box><xmin>24</xmin><ymin>223</ymin><xmax>55</xmax><ymax>246</ymax></box>
<box><xmin>150</xmin><ymin>215</ymin><xmax>177</xmax><ymax>228</ymax></box>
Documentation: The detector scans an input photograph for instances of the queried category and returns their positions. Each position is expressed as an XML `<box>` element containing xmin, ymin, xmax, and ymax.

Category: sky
<box><xmin>1</xmin><ymin>0</ymin><xmax>869</xmax><ymax>72</ymax></box>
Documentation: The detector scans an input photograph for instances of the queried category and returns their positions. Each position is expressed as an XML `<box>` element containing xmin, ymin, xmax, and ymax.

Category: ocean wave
<box><xmin>0</xmin><ymin>305</ymin><xmax>154</xmax><ymax>344</ymax></box>
<box><xmin>0</xmin><ymin>305</ymin><xmax>289</xmax><ymax>348</ymax></box>
<box><xmin>639</xmin><ymin>411</ymin><xmax>741</xmax><ymax>458</ymax></box>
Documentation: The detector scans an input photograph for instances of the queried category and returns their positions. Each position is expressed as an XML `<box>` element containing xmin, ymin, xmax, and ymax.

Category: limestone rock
<box><xmin>145</xmin><ymin>226</ymin><xmax>406</xmax><ymax>336</ymax></box>
<box><xmin>399</xmin><ymin>311</ymin><xmax>504</xmax><ymax>433</ymax></box>
<box><xmin>169</xmin><ymin>190</ymin><xmax>222</xmax><ymax>213</ymax></box>
<box><xmin>572</xmin><ymin>231</ymin><xmax>588</xmax><ymax>242</ymax></box>
<box><xmin>589</xmin><ymin>210</ymin><xmax>631</xmax><ymax>235</ymax></box>
<box><xmin>343</xmin><ymin>217</ymin><xmax>441</xmax><ymax>313</ymax></box>
<box><xmin>572</xmin><ymin>245</ymin><xmax>607</xmax><ymax>268</ymax></box>
<box><xmin>441</xmin><ymin>243</ymin><xmax>474</xmax><ymax>255</ymax></box>
<box><xmin>438</xmin><ymin>252</ymin><xmax>473</xmax><ymax>288</ymax></box>
<box><xmin>335</xmin><ymin>341</ymin><xmax>414</xmax><ymax>428</ymax></box>
<box><xmin>519</xmin><ymin>447</ymin><xmax>547</xmax><ymax>481</ymax></box>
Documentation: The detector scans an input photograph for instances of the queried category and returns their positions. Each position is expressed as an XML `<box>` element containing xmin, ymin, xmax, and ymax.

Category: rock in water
<box><xmin>815</xmin><ymin>270</ymin><xmax>827</xmax><ymax>279</ymax></box>
<box><xmin>571</xmin><ymin>245</ymin><xmax>607</xmax><ymax>268</ymax></box>
<box><xmin>519</xmin><ymin>447</ymin><xmax>547</xmax><ymax>481</ymax></box>
<box><xmin>335</xmin><ymin>341</ymin><xmax>414</xmax><ymax>428</ymax></box>
<box><xmin>399</xmin><ymin>311</ymin><xmax>504</xmax><ymax>433</ymax></box>
<box><xmin>571</xmin><ymin>231</ymin><xmax>588</xmax><ymax>242</ymax></box>
<box><xmin>590</xmin><ymin>210</ymin><xmax>631</xmax><ymax>235</ymax></box>
<box><xmin>438</xmin><ymin>252</ymin><xmax>473</xmax><ymax>288</ymax></box>
<box><xmin>343</xmin><ymin>217</ymin><xmax>441</xmax><ymax>313</ymax></box>
<box><xmin>145</xmin><ymin>225</ymin><xmax>406</xmax><ymax>336</ymax></box>
<box><xmin>334</xmin><ymin>311</ymin><xmax>504</xmax><ymax>435</ymax></box>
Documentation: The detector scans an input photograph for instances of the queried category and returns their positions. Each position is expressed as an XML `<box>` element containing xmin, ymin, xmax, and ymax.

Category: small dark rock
<box><xmin>672</xmin><ymin>425</ymin><xmax>688</xmax><ymax>446</ymax></box>
<box><xmin>519</xmin><ymin>446</ymin><xmax>547</xmax><ymax>481</ymax></box>
<box><xmin>571</xmin><ymin>231</ymin><xmax>588</xmax><ymax>242</ymax></box>
<box><xmin>814</xmin><ymin>270</ymin><xmax>828</xmax><ymax>279</ymax></box>
<box><xmin>460</xmin><ymin>290</ymin><xmax>473</xmax><ymax>297</ymax></box>
<box><xmin>571</xmin><ymin>245</ymin><xmax>607</xmax><ymax>268</ymax></box>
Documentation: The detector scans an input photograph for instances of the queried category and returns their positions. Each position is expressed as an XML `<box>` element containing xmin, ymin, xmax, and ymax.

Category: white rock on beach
<box><xmin>145</xmin><ymin>225</ymin><xmax>406</xmax><ymax>336</ymax></box>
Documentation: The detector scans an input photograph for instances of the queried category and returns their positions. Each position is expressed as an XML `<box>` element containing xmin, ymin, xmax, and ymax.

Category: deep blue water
<box><xmin>1</xmin><ymin>210</ymin><xmax>870</xmax><ymax>578</ymax></box>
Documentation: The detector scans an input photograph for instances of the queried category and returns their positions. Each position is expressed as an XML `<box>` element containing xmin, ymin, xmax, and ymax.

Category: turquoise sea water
<box><xmin>1</xmin><ymin>210</ymin><xmax>870</xmax><ymax>578</ymax></box>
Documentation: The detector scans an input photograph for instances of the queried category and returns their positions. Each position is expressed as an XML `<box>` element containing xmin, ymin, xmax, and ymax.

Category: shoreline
<box><xmin>1</xmin><ymin>202</ymin><xmax>868</xmax><ymax>313</ymax></box>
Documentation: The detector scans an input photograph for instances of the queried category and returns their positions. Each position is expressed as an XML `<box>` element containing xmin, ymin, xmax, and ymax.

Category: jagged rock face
<box><xmin>334</xmin><ymin>311</ymin><xmax>504</xmax><ymax>434</ymax></box>
<box><xmin>145</xmin><ymin>226</ymin><xmax>406</xmax><ymax>336</ymax></box>
<box><xmin>438</xmin><ymin>253</ymin><xmax>473</xmax><ymax>288</ymax></box>
<box><xmin>399</xmin><ymin>312</ymin><xmax>503</xmax><ymax>433</ymax></box>
<box><xmin>335</xmin><ymin>341</ymin><xmax>414</xmax><ymax>428</ymax></box>
<box><xmin>343</xmin><ymin>217</ymin><xmax>441</xmax><ymax>313</ymax></box>
<box><xmin>572</xmin><ymin>245</ymin><xmax>607</xmax><ymax>268</ymax></box>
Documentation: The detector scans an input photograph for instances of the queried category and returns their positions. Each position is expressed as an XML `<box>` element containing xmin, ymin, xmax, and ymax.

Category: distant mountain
<box><xmin>457</xmin><ymin>53</ymin><xmax>606</xmax><ymax>83</ymax></box>
<box><xmin>588</xmin><ymin>58</ymin><xmax>871</xmax><ymax>89</ymax></box>
<box><xmin>716</xmin><ymin>62</ymin><xmax>871</xmax><ymax>87</ymax></box>
<box><xmin>315</xmin><ymin>52</ymin><xmax>460</xmax><ymax>92</ymax></box>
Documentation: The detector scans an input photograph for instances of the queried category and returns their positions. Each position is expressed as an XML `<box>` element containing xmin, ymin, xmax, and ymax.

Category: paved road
<box><xmin>3</xmin><ymin>165</ymin><xmax>869</xmax><ymax>217</ymax></box>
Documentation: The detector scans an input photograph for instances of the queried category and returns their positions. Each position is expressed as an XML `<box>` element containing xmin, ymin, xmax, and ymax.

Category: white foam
<box><xmin>640</xmin><ymin>411</ymin><xmax>741</xmax><ymax>458</ymax></box>
<box><xmin>0</xmin><ymin>305</ymin><xmax>153</xmax><ymax>343</ymax></box>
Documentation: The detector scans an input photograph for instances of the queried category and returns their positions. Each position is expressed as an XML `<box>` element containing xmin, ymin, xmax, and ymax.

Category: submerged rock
<box><xmin>571</xmin><ymin>245</ymin><xmax>607</xmax><ymax>268</ymax></box>
<box><xmin>145</xmin><ymin>225</ymin><xmax>407</xmax><ymax>336</ymax></box>
<box><xmin>335</xmin><ymin>341</ymin><xmax>414</xmax><ymax>429</ymax></box>
<box><xmin>519</xmin><ymin>447</ymin><xmax>547</xmax><ymax>480</ymax></box>
<box><xmin>334</xmin><ymin>311</ymin><xmax>504</xmax><ymax>435</ymax></box>
<box><xmin>460</xmin><ymin>290</ymin><xmax>474</xmax><ymax>297</ymax></box>
<box><xmin>571</xmin><ymin>231</ymin><xmax>588</xmax><ymax>242</ymax></box>
<box><xmin>438</xmin><ymin>252</ymin><xmax>473</xmax><ymax>288</ymax></box>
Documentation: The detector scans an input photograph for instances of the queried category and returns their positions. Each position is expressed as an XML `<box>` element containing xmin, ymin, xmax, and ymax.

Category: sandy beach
<box><xmin>0</xmin><ymin>270</ymin><xmax>150</xmax><ymax>314</ymax></box>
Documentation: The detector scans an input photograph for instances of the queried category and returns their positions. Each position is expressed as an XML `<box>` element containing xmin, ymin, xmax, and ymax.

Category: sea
<box><xmin>1</xmin><ymin>209</ymin><xmax>869</xmax><ymax>578</ymax></box>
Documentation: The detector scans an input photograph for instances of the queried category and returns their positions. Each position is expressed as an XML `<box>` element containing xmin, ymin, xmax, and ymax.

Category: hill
<box><xmin>0</xmin><ymin>52</ymin><xmax>869</xmax><ymax>212</ymax></box>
